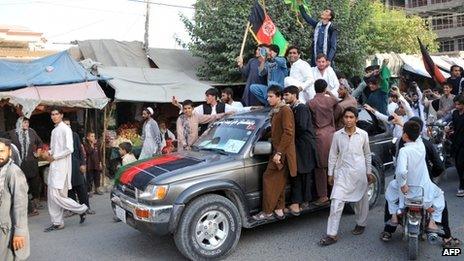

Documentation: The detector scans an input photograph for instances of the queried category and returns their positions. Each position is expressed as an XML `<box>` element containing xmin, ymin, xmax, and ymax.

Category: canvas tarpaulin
<box><xmin>0</xmin><ymin>51</ymin><xmax>98</xmax><ymax>90</ymax></box>
<box><xmin>148</xmin><ymin>48</ymin><xmax>205</xmax><ymax>80</ymax></box>
<box><xmin>78</xmin><ymin>40</ymin><xmax>150</xmax><ymax>68</ymax></box>
<box><xmin>0</xmin><ymin>81</ymin><xmax>109</xmax><ymax>118</ymax></box>
<box><xmin>98</xmin><ymin>66</ymin><xmax>211</xmax><ymax>103</ymax></box>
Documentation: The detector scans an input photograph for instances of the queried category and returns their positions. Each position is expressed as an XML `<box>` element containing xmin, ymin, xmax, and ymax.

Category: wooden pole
<box><xmin>248</xmin><ymin>26</ymin><xmax>259</xmax><ymax>43</ymax></box>
<box><xmin>101</xmin><ymin>105</ymin><xmax>108</xmax><ymax>189</ymax></box>
<box><xmin>239</xmin><ymin>21</ymin><xmax>250</xmax><ymax>60</ymax></box>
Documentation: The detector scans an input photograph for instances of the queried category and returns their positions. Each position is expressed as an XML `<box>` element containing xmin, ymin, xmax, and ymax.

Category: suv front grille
<box><xmin>117</xmin><ymin>184</ymin><xmax>136</xmax><ymax>198</ymax></box>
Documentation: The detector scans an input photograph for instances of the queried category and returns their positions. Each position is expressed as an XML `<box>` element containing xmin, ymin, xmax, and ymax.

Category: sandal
<box><xmin>44</xmin><ymin>224</ymin><xmax>64</xmax><ymax>233</ymax></box>
<box><xmin>274</xmin><ymin>211</ymin><xmax>286</xmax><ymax>220</ymax></box>
<box><xmin>318</xmin><ymin>236</ymin><xmax>338</xmax><ymax>247</ymax></box>
<box><xmin>380</xmin><ymin>231</ymin><xmax>392</xmax><ymax>242</ymax></box>
<box><xmin>252</xmin><ymin>212</ymin><xmax>273</xmax><ymax>221</ymax></box>
<box><xmin>28</xmin><ymin>209</ymin><xmax>39</xmax><ymax>217</ymax></box>
<box><xmin>443</xmin><ymin>237</ymin><xmax>461</xmax><ymax>248</ymax></box>
<box><xmin>313</xmin><ymin>200</ymin><xmax>330</xmax><ymax>207</ymax></box>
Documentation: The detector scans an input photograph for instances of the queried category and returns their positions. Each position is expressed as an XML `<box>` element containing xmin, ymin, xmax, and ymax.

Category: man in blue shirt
<box><xmin>250</xmin><ymin>44</ymin><xmax>288</xmax><ymax>105</ymax></box>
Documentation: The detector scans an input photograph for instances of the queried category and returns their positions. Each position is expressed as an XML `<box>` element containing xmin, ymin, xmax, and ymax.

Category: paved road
<box><xmin>29</xmin><ymin>168</ymin><xmax>463</xmax><ymax>261</ymax></box>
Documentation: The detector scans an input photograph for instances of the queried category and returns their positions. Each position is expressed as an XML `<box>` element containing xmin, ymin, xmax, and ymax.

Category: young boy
<box><xmin>118</xmin><ymin>142</ymin><xmax>137</xmax><ymax>167</ymax></box>
<box><xmin>385</xmin><ymin>121</ymin><xmax>445</xmax><ymax>233</ymax></box>
<box><xmin>84</xmin><ymin>131</ymin><xmax>103</xmax><ymax>195</ymax></box>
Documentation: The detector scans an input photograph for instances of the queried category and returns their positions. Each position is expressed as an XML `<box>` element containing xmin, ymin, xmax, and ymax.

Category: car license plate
<box><xmin>115</xmin><ymin>205</ymin><xmax>126</xmax><ymax>223</ymax></box>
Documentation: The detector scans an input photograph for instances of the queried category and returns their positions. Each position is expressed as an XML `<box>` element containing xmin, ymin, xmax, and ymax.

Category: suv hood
<box><xmin>116</xmin><ymin>151</ymin><xmax>232</xmax><ymax>190</ymax></box>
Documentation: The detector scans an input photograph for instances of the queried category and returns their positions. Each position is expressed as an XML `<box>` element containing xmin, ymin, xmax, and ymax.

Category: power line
<box><xmin>47</xmin><ymin>19</ymin><xmax>106</xmax><ymax>38</ymax></box>
<box><xmin>128</xmin><ymin>0</ymin><xmax>194</xmax><ymax>10</ymax></box>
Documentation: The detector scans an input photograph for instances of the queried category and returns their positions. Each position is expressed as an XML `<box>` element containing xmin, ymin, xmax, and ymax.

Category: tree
<box><xmin>363</xmin><ymin>1</ymin><xmax>438</xmax><ymax>54</ymax></box>
<box><xmin>180</xmin><ymin>0</ymin><xmax>436</xmax><ymax>83</ymax></box>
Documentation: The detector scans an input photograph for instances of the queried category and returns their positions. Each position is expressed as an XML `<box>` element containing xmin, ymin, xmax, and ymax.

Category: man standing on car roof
<box><xmin>252</xmin><ymin>85</ymin><xmax>297</xmax><ymax>221</ymax></box>
<box><xmin>282</xmin><ymin>85</ymin><xmax>317</xmax><ymax>215</ymax></box>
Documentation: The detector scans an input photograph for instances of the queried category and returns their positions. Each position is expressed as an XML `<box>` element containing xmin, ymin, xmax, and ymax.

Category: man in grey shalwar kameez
<box><xmin>0</xmin><ymin>138</ymin><xmax>30</xmax><ymax>261</ymax></box>
<box><xmin>139</xmin><ymin>107</ymin><xmax>162</xmax><ymax>160</ymax></box>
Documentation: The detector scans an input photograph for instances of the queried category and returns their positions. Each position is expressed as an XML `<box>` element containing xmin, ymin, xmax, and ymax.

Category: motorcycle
<box><xmin>401</xmin><ymin>186</ymin><xmax>444</xmax><ymax>260</ymax></box>
<box><xmin>427</xmin><ymin>119</ymin><xmax>453</xmax><ymax>167</ymax></box>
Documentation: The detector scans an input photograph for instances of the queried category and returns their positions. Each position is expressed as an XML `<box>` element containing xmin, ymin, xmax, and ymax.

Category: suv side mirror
<box><xmin>253</xmin><ymin>141</ymin><xmax>272</xmax><ymax>155</ymax></box>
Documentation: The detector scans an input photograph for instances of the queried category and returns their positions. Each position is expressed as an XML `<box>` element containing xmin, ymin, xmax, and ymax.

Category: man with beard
<box><xmin>252</xmin><ymin>86</ymin><xmax>297</xmax><ymax>220</ymax></box>
<box><xmin>139</xmin><ymin>107</ymin><xmax>162</xmax><ymax>160</ymax></box>
<box><xmin>311</xmin><ymin>54</ymin><xmax>339</xmax><ymax>98</ymax></box>
<box><xmin>283</xmin><ymin>86</ymin><xmax>317</xmax><ymax>215</ymax></box>
<box><xmin>0</xmin><ymin>138</ymin><xmax>30</xmax><ymax>261</ymax></box>
<box><xmin>336</xmin><ymin>79</ymin><xmax>357</xmax><ymax>129</ymax></box>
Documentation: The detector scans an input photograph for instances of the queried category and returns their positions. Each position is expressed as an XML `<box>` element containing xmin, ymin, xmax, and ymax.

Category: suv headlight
<box><xmin>137</xmin><ymin>184</ymin><xmax>169</xmax><ymax>200</ymax></box>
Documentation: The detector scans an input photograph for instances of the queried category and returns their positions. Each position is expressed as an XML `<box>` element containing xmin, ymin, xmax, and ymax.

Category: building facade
<box><xmin>394</xmin><ymin>0</ymin><xmax>464</xmax><ymax>53</ymax></box>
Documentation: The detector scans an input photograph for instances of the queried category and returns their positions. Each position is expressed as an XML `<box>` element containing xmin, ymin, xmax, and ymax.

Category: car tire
<box><xmin>345</xmin><ymin>165</ymin><xmax>382</xmax><ymax>214</ymax></box>
<box><xmin>174</xmin><ymin>194</ymin><xmax>242</xmax><ymax>261</ymax></box>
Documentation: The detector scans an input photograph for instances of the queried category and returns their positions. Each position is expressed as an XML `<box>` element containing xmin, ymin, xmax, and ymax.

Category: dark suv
<box><xmin>110</xmin><ymin>108</ymin><xmax>393</xmax><ymax>260</ymax></box>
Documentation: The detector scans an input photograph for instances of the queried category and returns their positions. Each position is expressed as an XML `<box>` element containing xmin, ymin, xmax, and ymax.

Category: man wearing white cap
<box><xmin>139</xmin><ymin>107</ymin><xmax>162</xmax><ymax>160</ymax></box>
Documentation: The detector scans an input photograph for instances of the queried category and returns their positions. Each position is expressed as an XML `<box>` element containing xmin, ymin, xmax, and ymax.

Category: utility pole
<box><xmin>143</xmin><ymin>0</ymin><xmax>150</xmax><ymax>52</ymax></box>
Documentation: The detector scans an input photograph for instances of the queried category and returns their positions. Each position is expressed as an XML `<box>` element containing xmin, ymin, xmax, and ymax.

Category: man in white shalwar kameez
<box><xmin>384</xmin><ymin>121</ymin><xmax>444</xmax><ymax>232</ymax></box>
<box><xmin>283</xmin><ymin>46</ymin><xmax>315</xmax><ymax>104</ymax></box>
<box><xmin>44</xmin><ymin>108</ymin><xmax>88</xmax><ymax>232</ymax></box>
<box><xmin>319</xmin><ymin>107</ymin><xmax>374</xmax><ymax>246</ymax></box>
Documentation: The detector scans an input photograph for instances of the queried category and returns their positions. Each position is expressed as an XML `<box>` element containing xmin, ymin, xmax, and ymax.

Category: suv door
<box><xmin>243</xmin><ymin>123</ymin><xmax>271</xmax><ymax>212</ymax></box>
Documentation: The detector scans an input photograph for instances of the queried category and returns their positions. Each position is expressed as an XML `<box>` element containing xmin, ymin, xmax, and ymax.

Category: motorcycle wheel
<box><xmin>408</xmin><ymin>235</ymin><xmax>419</xmax><ymax>260</ymax></box>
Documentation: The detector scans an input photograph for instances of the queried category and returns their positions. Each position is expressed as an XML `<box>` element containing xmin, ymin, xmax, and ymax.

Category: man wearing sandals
<box><xmin>380</xmin><ymin>117</ymin><xmax>461</xmax><ymax>247</ymax></box>
<box><xmin>252</xmin><ymin>86</ymin><xmax>297</xmax><ymax>221</ymax></box>
<box><xmin>319</xmin><ymin>107</ymin><xmax>374</xmax><ymax>246</ymax></box>
<box><xmin>282</xmin><ymin>86</ymin><xmax>317</xmax><ymax>216</ymax></box>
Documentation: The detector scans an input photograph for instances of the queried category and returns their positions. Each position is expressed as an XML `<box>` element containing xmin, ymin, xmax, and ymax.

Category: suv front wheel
<box><xmin>174</xmin><ymin>194</ymin><xmax>242</xmax><ymax>261</ymax></box>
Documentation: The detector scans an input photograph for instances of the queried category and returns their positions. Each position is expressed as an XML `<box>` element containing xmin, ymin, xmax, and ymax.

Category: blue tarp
<box><xmin>0</xmin><ymin>51</ymin><xmax>98</xmax><ymax>90</ymax></box>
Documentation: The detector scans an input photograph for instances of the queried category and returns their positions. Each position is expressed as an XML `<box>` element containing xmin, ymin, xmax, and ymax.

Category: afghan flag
<box><xmin>418</xmin><ymin>38</ymin><xmax>446</xmax><ymax>84</ymax></box>
<box><xmin>249</xmin><ymin>1</ymin><xmax>288</xmax><ymax>56</ymax></box>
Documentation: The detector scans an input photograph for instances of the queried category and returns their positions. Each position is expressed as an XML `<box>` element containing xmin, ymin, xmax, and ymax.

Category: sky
<box><xmin>0</xmin><ymin>0</ymin><xmax>195</xmax><ymax>49</ymax></box>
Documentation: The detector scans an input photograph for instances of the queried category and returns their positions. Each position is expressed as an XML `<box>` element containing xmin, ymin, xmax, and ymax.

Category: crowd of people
<box><xmin>1</xmin><ymin>4</ymin><xmax>464</xmax><ymax>260</ymax></box>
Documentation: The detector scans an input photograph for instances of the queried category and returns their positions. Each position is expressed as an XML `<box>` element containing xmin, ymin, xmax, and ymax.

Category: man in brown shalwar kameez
<box><xmin>309</xmin><ymin>79</ymin><xmax>340</xmax><ymax>206</ymax></box>
<box><xmin>253</xmin><ymin>86</ymin><xmax>297</xmax><ymax>220</ymax></box>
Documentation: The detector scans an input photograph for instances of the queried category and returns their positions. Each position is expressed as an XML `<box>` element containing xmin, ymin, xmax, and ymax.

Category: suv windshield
<box><xmin>194</xmin><ymin>118</ymin><xmax>259</xmax><ymax>154</ymax></box>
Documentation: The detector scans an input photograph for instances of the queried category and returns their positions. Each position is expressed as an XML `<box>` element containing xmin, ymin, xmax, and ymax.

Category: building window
<box><xmin>458</xmin><ymin>38</ymin><xmax>464</xmax><ymax>51</ymax></box>
<box><xmin>440</xmin><ymin>40</ymin><xmax>455</xmax><ymax>52</ymax></box>
<box><xmin>432</xmin><ymin>14</ymin><xmax>454</xmax><ymax>30</ymax></box>
<box><xmin>431</xmin><ymin>0</ymin><xmax>452</xmax><ymax>4</ymax></box>
<box><xmin>410</xmin><ymin>0</ymin><xmax>428</xmax><ymax>7</ymax></box>
<box><xmin>457</xmin><ymin>15</ymin><xmax>464</xmax><ymax>27</ymax></box>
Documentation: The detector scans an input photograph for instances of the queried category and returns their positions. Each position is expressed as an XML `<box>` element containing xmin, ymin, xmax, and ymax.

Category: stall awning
<box><xmin>0</xmin><ymin>81</ymin><xmax>109</xmax><ymax>117</ymax></box>
<box><xmin>98</xmin><ymin>66</ymin><xmax>211</xmax><ymax>103</ymax></box>
<box><xmin>0</xmin><ymin>51</ymin><xmax>98</xmax><ymax>90</ymax></box>
<box><xmin>399</xmin><ymin>54</ymin><xmax>451</xmax><ymax>79</ymax></box>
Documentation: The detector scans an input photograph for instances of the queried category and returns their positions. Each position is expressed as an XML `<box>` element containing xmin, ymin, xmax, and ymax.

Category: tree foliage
<box><xmin>180</xmin><ymin>0</ymin><xmax>437</xmax><ymax>83</ymax></box>
<box><xmin>363</xmin><ymin>2</ymin><xmax>438</xmax><ymax>54</ymax></box>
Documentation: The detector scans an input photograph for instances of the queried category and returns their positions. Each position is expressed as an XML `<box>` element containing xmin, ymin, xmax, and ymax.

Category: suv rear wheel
<box><xmin>174</xmin><ymin>194</ymin><xmax>242</xmax><ymax>261</ymax></box>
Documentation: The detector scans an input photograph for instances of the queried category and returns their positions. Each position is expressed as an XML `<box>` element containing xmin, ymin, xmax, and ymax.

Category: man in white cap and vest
<box><xmin>139</xmin><ymin>107</ymin><xmax>162</xmax><ymax>160</ymax></box>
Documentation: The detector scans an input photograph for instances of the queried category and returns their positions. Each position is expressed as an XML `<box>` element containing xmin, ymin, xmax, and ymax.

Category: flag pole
<box><xmin>248</xmin><ymin>26</ymin><xmax>259</xmax><ymax>43</ymax></box>
<box><xmin>239</xmin><ymin>21</ymin><xmax>250</xmax><ymax>60</ymax></box>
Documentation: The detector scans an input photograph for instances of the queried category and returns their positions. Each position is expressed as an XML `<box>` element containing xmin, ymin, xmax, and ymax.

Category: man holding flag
<box><xmin>247</xmin><ymin>1</ymin><xmax>289</xmax><ymax>105</ymax></box>
<box><xmin>298</xmin><ymin>1</ymin><xmax>337</xmax><ymax>66</ymax></box>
